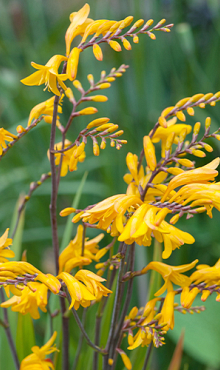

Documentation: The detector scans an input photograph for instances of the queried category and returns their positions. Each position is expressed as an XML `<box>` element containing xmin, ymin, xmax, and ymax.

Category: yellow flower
<box><xmin>66</xmin><ymin>47</ymin><xmax>81</xmax><ymax>80</ymax></box>
<box><xmin>57</xmin><ymin>271</ymin><xmax>96</xmax><ymax>310</ymax></box>
<box><xmin>59</xmin><ymin>225</ymin><xmax>104</xmax><ymax>273</ymax></box>
<box><xmin>190</xmin><ymin>259</ymin><xmax>220</xmax><ymax>295</ymax></box>
<box><xmin>128</xmin><ymin>298</ymin><xmax>160</xmax><ymax>350</ymax></box>
<box><xmin>1</xmin><ymin>282</ymin><xmax>48</xmax><ymax>319</ymax></box>
<box><xmin>74</xmin><ymin>269</ymin><xmax>112</xmax><ymax>300</ymax></box>
<box><xmin>0</xmin><ymin>128</ymin><xmax>17</xmax><ymax>155</ymax></box>
<box><xmin>0</xmin><ymin>261</ymin><xmax>61</xmax><ymax>294</ymax></box>
<box><xmin>27</xmin><ymin>96</ymin><xmax>63</xmax><ymax>126</ymax></box>
<box><xmin>65</xmin><ymin>3</ymin><xmax>92</xmax><ymax>56</ymax></box>
<box><xmin>72</xmin><ymin>194</ymin><xmax>142</xmax><ymax>235</ymax></box>
<box><xmin>158</xmin><ymin>289</ymin><xmax>175</xmax><ymax>330</ymax></box>
<box><xmin>151</xmin><ymin>119</ymin><xmax>192</xmax><ymax>157</ymax></box>
<box><xmin>124</xmin><ymin>152</ymin><xmax>167</xmax><ymax>198</ymax></box>
<box><xmin>49</xmin><ymin>140</ymin><xmax>86</xmax><ymax>177</ymax></box>
<box><xmin>167</xmin><ymin>182</ymin><xmax>220</xmax><ymax>218</ymax></box>
<box><xmin>21</xmin><ymin>55</ymin><xmax>68</xmax><ymax>96</ymax></box>
<box><xmin>117</xmin><ymin>204</ymin><xmax>195</xmax><ymax>258</ymax></box>
<box><xmin>142</xmin><ymin>259</ymin><xmax>198</xmax><ymax>296</ymax></box>
<box><xmin>143</xmin><ymin>136</ymin><xmax>157</xmax><ymax>171</ymax></box>
<box><xmin>0</xmin><ymin>228</ymin><xmax>14</xmax><ymax>262</ymax></box>
<box><xmin>181</xmin><ymin>286</ymin><xmax>200</xmax><ymax>308</ymax></box>
<box><xmin>161</xmin><ymin>158</ymin><xmax>220</xmax><ymax>202</ymax></box>
<box><xmin>71</xmin><ymin>192</ymin><xmax>194</xmax><ymax>258</ymax></box>
<box><xmin>20</xmin><ymin>331</ymin><xmax>58</xmax><ymax>370</ymax></box>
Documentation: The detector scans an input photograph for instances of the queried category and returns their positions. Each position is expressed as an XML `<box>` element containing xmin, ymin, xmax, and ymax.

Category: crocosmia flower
<box><xmin>21</xmin><ymin>55</ymin><xmax>68</xmax><ymax>96</ymax></box>
<box><xmin>20</xmin><ymin>331</ymin><xmax>58</xmax><ymax>370</ymax></box>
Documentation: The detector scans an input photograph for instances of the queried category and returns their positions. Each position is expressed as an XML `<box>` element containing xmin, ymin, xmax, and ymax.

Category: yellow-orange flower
<box><xmin>20</xmin><ymin>331</ymin><xmax>58</xmax><ymax>370</ymax></box>
<box><xmin>21</xmin><ymin>55</ymin><xmax>68</xmax><ymax>96</ymax></box>
<box><xmin>142</xmin><ymin>259</ymin><xmax>198</xmax><ymax>296</ymax></box>
<box><xmin>0</xmin><ymin>129</ymin><xmax>17</xmax><ymax>155</ymax></box>
<box><xmin>58</xmin><ymin>224</ymin><xmax>104</xmax><ymax>273</ymax></box>
<box><xmin>65</xmin><ymin>3</ymin><xmax>92</xmax><ymax>56</ymax></box>
<box><xmin>161</xmin><ymin>158</ymin><xmax>220</xmax><ymax>202</ymax></box>
<box><xmin>151</xmin><ymin>118</ymin><xmax>192</xmax><ymax>157</ymax></box>
<box><xmin>124</xmin><ymin>152</ymin><xmax>167</xmax><ymax>198</ymax></box>
<box><xmin>57</xmin><ymin>271</ymin><xmax>96</xmax><ymax>310</ymax></box>
<box><xmin>143</xmin><ymin>136</ymin><xmax>157</xmax><ymax>171</ymax></box>
<box><xmin>127</xmin><ymin>298</ymin><xmax>160</xmax><ymax>350</ymax></box>
<box><xmin>27</xmin><ymin>96</ymin><xmax>63</xmax><ymax>126</ymax></box>
<box><xmin>71</xmin><ymin>192</ymin><xmax>194</xmax><ymax>258</ymax></box>
<box><xmin>48</xmin><ymin>140</ymin><xmax>86</xmax><ymax>177</ymax></box>
<box><xmin>1</xmin><ymin>282</ymin><xmax>48</xmax><ymax>319</ymax></box>
<box><xmin>74</xmin><ymin>269</ymin><xmax>112</xmax><ymax>300</ymax></box>
<box><xmin>0</xmin><ymin>261</ymin><xmax>61</xmax><ymax>294</ymax></box>
<box><xmin>158</xmin><ymin>289</ymin><xmax>175</xmax><ymax>330</ymax></box>
<box><xmin>0</xmin><ymin>228</ymin><xmax>14</xmax><ymax>262</ymax></box>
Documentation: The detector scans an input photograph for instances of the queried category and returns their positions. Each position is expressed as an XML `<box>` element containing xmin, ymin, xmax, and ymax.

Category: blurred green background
<box><xmin>1</xmin><ymin>0</ymin><xmax>220</xmax><ymax>369</ymax></box>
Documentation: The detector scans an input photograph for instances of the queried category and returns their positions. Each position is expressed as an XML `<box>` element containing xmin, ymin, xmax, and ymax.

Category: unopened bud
<box><xmin>93</xmin><ymin>142</ymin><xmax>100</xmax><ymax>156</ymax></box>
<box><xmin>133</xmin><ymin>35</ymin><xmax>139</xmax><ymax>43</ymax></box>
<box><xmin>193</xmin><ymin>122</ymin><xmax>201</xmax><ymax>135</ymax></box>
<box><xmin>78</xmin><ymin>107</ymin><xmax>98</xmax><ymax>115</ymax></box>
<box><xmin>98</xmin><ymin>83</ymin><xmax>111</xmax><ymax>89</ymax></box>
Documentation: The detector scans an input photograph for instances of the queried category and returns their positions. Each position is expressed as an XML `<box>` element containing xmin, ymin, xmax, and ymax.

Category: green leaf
<box><xmin>60</xmin><ymin>171</ymin><xmax>88</xmax><ymax>252</ymax></box>
<box><xmin>168</xmin><ymin>295</ymin><xmax>220</xmax><ymax>368</ymax></box>
<box><xmin>16</xmin><ymin>313</ymin><xmax>35</xmax><ymax>362</ymax></box>
<box><xmin>9</xmin><ymin>195</ymin><xmax>25</xmax><ymax>261</ymax></box>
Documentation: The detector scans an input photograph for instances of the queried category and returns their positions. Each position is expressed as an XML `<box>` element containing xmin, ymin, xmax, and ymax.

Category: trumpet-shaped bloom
<box><xmin>27</xmin><ymin>96</ymin><xmax>63</xmax><ymax>126</ymax></box>
<box><xmin>74</xmin><ymin>269</ymin><xmax>112</xmax><ymax>300</ymax></box>
<box><xmin>71</xmin><ymin>193</ymin><xmax>194</xmax><ymax>258</ymax></box>
<box><xmin>57</xmin><ymin>271</ymin><xmax>96</xmax><ymax>310</ymax></box>
<box><xmin>72</xmin><ymin>194</ymin><xmax>142</xmax><ymax>234</ymax></box>
<box><xmin>49</xmin><ymin>140</ymin><xmax>86</xmax><ymax>177</ymax></box>
<box><xmin>143</xmin><ymin>136</ymin><xmax>157</xmax><ymax>171</ymax></box>
<box><xmin>20</xmin><ymin>331</ymin><xmax>58</xmax><ymax>370</ymax></box>
<box><xmin>21</xmin><ymin>55</ymin><xmax>68</xmax><ymax>96</ymax></box>
<box><xmin>190</xmin><ymin>259</ymin><xmax>220</xmax><ymax>285</ymax></box>
<box><xmin>158</xmin><ymin>289</ymin><xmax>175</xmax><ymax>330</ymax></box>
<box><xmin>151</xmin><ymin>119</ymin><xmax>192</xmax><ymax>157</ymax></box>
<box><xmin>167</xmin><ymin>182</ymin><xmax>220</xmax><ymax>218</ymax></box>
<box><xmin>143</xmin><ymin>259</ymin><xmax>198</xmax><ymax>296</ymax></box>
<box><xmin>0</xmin><ymin>128</ymin><xmax>17</xmax><ymax>155</ymax></box>
<box><xmin>117</xmin><ymin>204</ymin><xmax>195</xmax><ymax>258</ymax></box>
<box><xmin>161</xmin><ymin>158</ymin><xmax>220</xmax><ymax>202</ymax></box>
<box><xmin>127</xmin><ymin>298</ymin><xmax>160</xmax><ymax>350</ymax></box>
<box><xmin>124</xmin><ymin>152</ymin><xmax>167</xmax><ymax>199</ymax></box>
<box><xmin>65</xmin><ymin>4</ymin><xmax>92</xmax><ymax>56</ymax></box>
<box><xmin>0</xmin><ymin>228</ymin><xmax>14</xmax><ymax>263</ymax></box>
<box><xmin>1</xmin><ymin>282</ymin><xmax>48</xmax><ymax>319</ymax></box>
<box><xmin>0</xmin><ymin>261</ymin><xmax>61</xmax><ymax>294</ymax></box>
<box><xmin>59</xmin><ymin>225</ymin><xmax>104</xmax><ymax>273</ymax></box>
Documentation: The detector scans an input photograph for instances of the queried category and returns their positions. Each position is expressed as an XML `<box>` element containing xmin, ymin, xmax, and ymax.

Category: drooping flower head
<box><xmin>58</xmin><ymin>224</ymin><xmax>104</xmax><ymax>273</ymax></box>
<box><xmin>20</xmin><ymin>331</ymin><xmax>58</xmax><ymax>370</ymax></box>
<box><xmin>1</xmin><ymin>282</ymin><xmax>48</xmax><ymax>319</ymax></box>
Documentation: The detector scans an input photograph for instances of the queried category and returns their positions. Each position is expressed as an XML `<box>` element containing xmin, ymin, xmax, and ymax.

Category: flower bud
<box><xmin>109</xmin><ymin>40</ymin><xmax>122</xmax><ymax>52</ymax></box>
<box><xmin>78</xmin><ymin>107</ymin><xmax>98</xmax><ymax>115</ymax></box>
<box><xmin>93</xmin><ymin>44</ymin><xmax>103</xmax><ymax>61</ymax></box>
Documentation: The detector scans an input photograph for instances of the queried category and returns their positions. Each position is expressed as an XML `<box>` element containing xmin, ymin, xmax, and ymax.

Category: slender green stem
<box><xmin>0</xmin><ymin>290</ymin><xmax>20</xmax><ymax>370</ymax></box>
<box><xmin>49</xmin><ymin>94</ymin><xmax>60</xmax><ymax>275</ymax></box>
<box><xmin>142</xmin><ymin>342</ymin><xmax>153</xmax><ymax>370</ymax></box>
<box><xmin>103</xmin><ymin>243</ymin><xmax>127</xmax><ymax>369</ymax></box>
<box><xmin>69</xmin><ymin>299</ymin><xmax>106</xmax><ymax>354</ymax></box>
<box><xmin>114</xmin><ymin>243</ymin><xmax>135</xmax><ymax>340</ymax></box>
<box><xmin>50</xmin><ymin>94</ymin><xmax>69</xmax><ymax>370</ymax></box>
<box><xmin>0</xmin><ymin>117</ymin><xmax>43</xmax><ymax>161</ymax></box>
